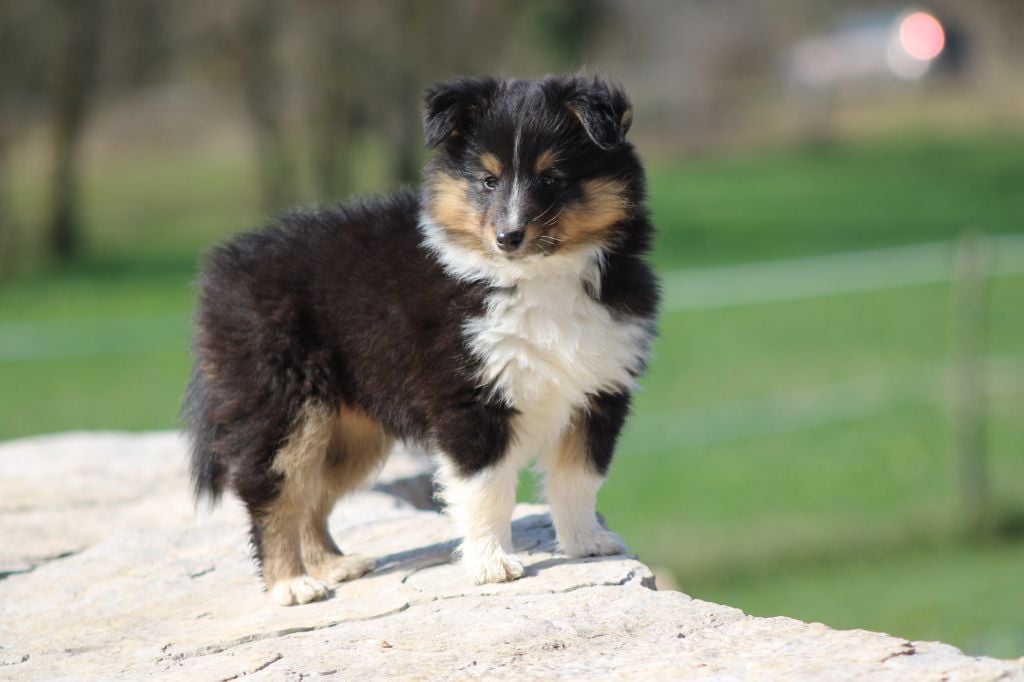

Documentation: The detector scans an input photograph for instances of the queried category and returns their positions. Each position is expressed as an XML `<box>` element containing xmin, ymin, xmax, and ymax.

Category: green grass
<box><xmin>648</xmin><ymin>132</ymin><xmax>1024</xmax><ymax>268</ymax></box>
<box><xmin>702</xmin><ymin>540</ymin><xmax>1024</xmax><ymax>656</ymax></box>
<box><xmin>0</xmin><ymin>271</ymin><xmax>193</xmax><ymax>435</ymax></box>
<box><xmin>2</xmin><ymin>132</ymin><xmax>1023</xmax><ymax>657</ymax></box>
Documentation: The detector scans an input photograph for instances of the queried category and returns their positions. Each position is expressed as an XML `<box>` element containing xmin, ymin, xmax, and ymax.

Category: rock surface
<box><xmin>0</xmin><ymin>431</ymin><xmax>1020</xmax><ymax>680</ymax></box>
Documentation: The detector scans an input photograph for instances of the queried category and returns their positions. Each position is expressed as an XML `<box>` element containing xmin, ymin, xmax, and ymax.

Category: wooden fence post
<box><xmin>951</xmin><ymin>231</ymin><xmax>991</xmax><ymax>535</ymax></box>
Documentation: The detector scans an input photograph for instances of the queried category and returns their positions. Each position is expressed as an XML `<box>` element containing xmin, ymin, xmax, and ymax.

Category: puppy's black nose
<box><xmin>496</xmin><ymin>229</ymin><xmax>525</xmax><ymax>252</ymax></box>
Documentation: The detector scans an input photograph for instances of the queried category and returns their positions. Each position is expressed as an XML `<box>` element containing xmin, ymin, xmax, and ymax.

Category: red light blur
<box><xmin>900</xmin><ymin>12</ymin><xmax>945</xmax><ymax>61</ymax></box>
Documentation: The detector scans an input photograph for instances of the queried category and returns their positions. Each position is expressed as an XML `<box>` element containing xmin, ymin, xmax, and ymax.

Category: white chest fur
<box><xmin>463</xmin><ymin>254</ymin><xmax>652</xmax><ymax>457</ymax></box>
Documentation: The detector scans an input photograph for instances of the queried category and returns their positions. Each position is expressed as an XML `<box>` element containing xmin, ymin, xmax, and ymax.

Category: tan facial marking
<box><xmin>554</xmin><ymin>178</ymin><xmax>631</xmax><ymax>248</ymax></box>
<box><xmin>429</xmin><ymin>173</ymin><xmax>497</xmax><ymax>254</ymax></box>
<box><xmin>535</xmin><ymin>149</ymin><xmax>558</xmax><ymax>175</ymax></box>
<box><xmin>480</xmin><ymin>152</ymin><xmax>503</xmax><ymax>177</ymax></box>
<box><xmin>429</xmin><ymin>173</ymin><xmax>485</xmax><ymax>249</ymax></box>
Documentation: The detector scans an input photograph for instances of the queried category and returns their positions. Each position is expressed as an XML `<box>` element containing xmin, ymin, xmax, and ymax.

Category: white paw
<box><xmin>269</xmin><ymin>575</ymin><xmax>329</xmax><ymax>606</ymax></box>
<box><xmin>464</xmin><ymin>550</ymin><xmax>525</xmax><ymax>584</ymax></box>
<box><xmin>313</xmin><ymin>554</ymin><xmax>375</xmax><ymax>584</ymax></box>
<box><xmin>560</xmin><ymin>528</ymin><xmax>627</xmax><ymax>558</ymax></box>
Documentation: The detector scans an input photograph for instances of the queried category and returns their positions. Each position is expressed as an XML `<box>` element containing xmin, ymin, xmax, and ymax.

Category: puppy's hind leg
<box><xmin>256</xmin><ymin>502</ymin><xmax>328</xmax><ymax>606</ymax></box>
<box><xmin>248</xmin><ymin>402</ymin><xmax>338</xmax><ymax>606</ymax></box>
<box><xmin>299</xmin><ymin>405</ymin><xmax>391</xmax><ymax>585</ymax></box>
<box><xmin>300</xmin><ymin>497</ymin><xmax>374</xmax><ymax>585</ymax></box>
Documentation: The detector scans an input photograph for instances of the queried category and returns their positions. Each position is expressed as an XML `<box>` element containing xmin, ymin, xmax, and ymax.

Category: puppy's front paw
<box><xmin>560</xmin><ymin>528</ymin><xmax>627</xmax><ymax>558</ymax></box>
<box><xmin>464</xmin><ymin>550</ymin><xmax>525</xmax><ymax>585</ymax></box>
<box><xmin>269</xmin><ymin>575</ymin><xmax>329</xmax><ymax>606</ymax></box>
<box><xmin>310</xmin><ymin>553</ymin><xmax>375</xmax><ymax>584</ymax></box>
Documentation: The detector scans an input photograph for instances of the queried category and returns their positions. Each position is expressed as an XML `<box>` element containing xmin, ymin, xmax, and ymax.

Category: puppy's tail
<box><xmin>182</xmin><ymin>367</ymin><xmax>226</xmax><ymax>508</ymax></box>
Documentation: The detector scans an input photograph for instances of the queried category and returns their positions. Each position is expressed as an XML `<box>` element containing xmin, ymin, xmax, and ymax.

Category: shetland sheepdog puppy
<box><xmin>183</xmin><ymin>72</ymin><xmax>659</xmax><ymax>605</ymax></box>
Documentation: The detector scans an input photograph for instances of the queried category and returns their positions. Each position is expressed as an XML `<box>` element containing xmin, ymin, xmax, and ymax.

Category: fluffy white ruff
<box><xmin>420</xmin><ymin>214</ymin><xmax>651</xmax><ymax>416</ymax></box>
<box><xmin>422</xmin><ymin>215</ymin><xmax>650</xmax><ymax>581</ymax></box>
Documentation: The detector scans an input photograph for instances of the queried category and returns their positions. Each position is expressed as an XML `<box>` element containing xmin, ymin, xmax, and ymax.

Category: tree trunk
<box><xmin>236</xmin><ymin>0</ymin><xmax>294</xmax><ymax>213</ymax></box>
<box><xmin>951</xmin><ymin>232</ymin><xmax>991</xmax><ymax>535</ymax></box>
<box><xmin>0</xmin><ymin>132</ymin><xmax>17</xmax><ymax>277</ymax></box>
<box><xmin>391</xmin><ymin>0</ymin><xmax>428</xmax><ymax>186</ymax></box>
<box><xmin>48</xmin><ymin>0</ymin><xmax>103</xmax><ymax>263</ymax></box>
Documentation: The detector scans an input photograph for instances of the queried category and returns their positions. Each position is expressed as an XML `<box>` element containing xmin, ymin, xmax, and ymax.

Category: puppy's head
<box><xmin>421</xmin><ymin>73</ymin><xmax>642</xmax><ymax>262</ymax></box>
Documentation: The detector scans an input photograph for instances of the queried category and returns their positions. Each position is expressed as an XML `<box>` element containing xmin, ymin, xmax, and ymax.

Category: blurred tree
<box><xmin>0</xmin><ymin>3</ymin><xmax>51</xmax><ymax>275</ymax></box>
<box><xmin>524</xmin><ymin>0</ymin><xmax>606</xmax><ymax>67</ymax></box>
<box><xmin>0</xmin><ymin>128</ymin><xmax>13</xmax><ymax>277</ymax></box>
<box><xmin>298</xmin><ymin>0</ymin><xmax>379</xmax><ymax>200</ymax></box>
<box><xmin>47</xmin><ymin>0</ymin><xmax>105</xmax><ymax>263</ymax></box>
<box><xmin>216</xmin><ymin>0</ymin><xmax>296</xmax><ymax>212</ymax></box>
<box><xmin>103</xmin><ymin>0</ymin><xmax>171</xmax><ymax>91</ymax></box>
<box><xmin>296</xmin><ymin>0</ymin><xmax>524</xmax><ymax>194</ymax></box>
<box><xmin>391</xmin><ymin>0</ymin><xmax>432</xmax><ymax>185</ymax></box>
<box><xmin>386</xmin><ymin>0</ymin><xmax>518</xmax><ymax>185</ymax></box>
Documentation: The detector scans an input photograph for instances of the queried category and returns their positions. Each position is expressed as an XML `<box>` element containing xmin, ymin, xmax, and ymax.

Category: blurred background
<box><xmin>0</xmin><ymin>0</ymin><xmax>1021</xmax><ymax>658</ymax></box>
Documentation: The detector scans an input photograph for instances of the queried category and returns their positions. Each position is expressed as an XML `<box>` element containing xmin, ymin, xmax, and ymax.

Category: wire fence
<box><xmin>3</xmin><ymin>233</ymin><xmax>1023</xmax><ymax>363</ymax></box>
<box><xmin>661</xmin><ymin>233</ymin><xmax>1024</xmax><ymax>311</ymax></box>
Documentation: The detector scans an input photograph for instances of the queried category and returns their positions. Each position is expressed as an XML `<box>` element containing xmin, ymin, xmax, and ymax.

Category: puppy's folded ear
<box><xmin>422</xmin><ymin>77</ymin><xmax>498</xmax><ymax>148</ymax></box>
<box><xmin>562</xmin><ymin>75</ymin><xmax>633</xmax><ymax>150</ymax></box>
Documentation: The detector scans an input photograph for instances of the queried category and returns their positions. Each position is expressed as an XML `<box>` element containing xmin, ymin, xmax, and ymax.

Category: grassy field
<box><xmin>648</xmin><ymin>131</ymin><xmax>1024</xmax><ymax>268</ymax></box>
<box><xmin>1</xmin><ymin>132</ymin><xmax>1022</xmax><ymax>657</ymax></box>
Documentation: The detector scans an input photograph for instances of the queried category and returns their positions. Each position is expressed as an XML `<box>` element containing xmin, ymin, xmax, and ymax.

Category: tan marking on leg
<box><xmin>300</xmin><ymin>491</ymin><xmax>375</xmax><ymax>584</ymax></box>
<box><xmin>552</xmin><ymin>415</ymin><xmax>589</xmax><ymax>473</ymax></box>
<box><xmin>543</xmin><ymin>415</ymin><xmax>626</xmax><ymax>558</ymax></box>
<box><xmin>298</xmin><ymin>493</ymin><xmax>342</xmax><ymax>574</ymax></box>
<box><xmin>299</xmin><ymin>404</ymin><xmax>392</xmax><ymax>584</ymax></box>
<box><xmin>534</xmin><ymin>149</ymin><xmax>559</xmax><ymax>175</ymax></box>
<box><xmin>480</xmin><ymin>152</ymin><xmax>503</xmax><ymax>178</ymax></box>
<box><xmin>326</xmin><ymin>404</ymin><xmax>394</xmax><ymax>496</ymax></box>
<box><xmin>262</xmin><ymin>402</ymin><xmax>337</xmax><ymax>604</ymax></box>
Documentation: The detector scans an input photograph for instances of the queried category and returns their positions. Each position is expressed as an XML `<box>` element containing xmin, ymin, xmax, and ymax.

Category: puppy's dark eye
<box><xmin>539</xmin><ymin>174</ymin><xmax>558</xmax><ymax>188</ymax></box>
<box><xmin>482</xmin><ymin>176</ymin><xmax>499</xmax><ymax>190</ymax></box>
